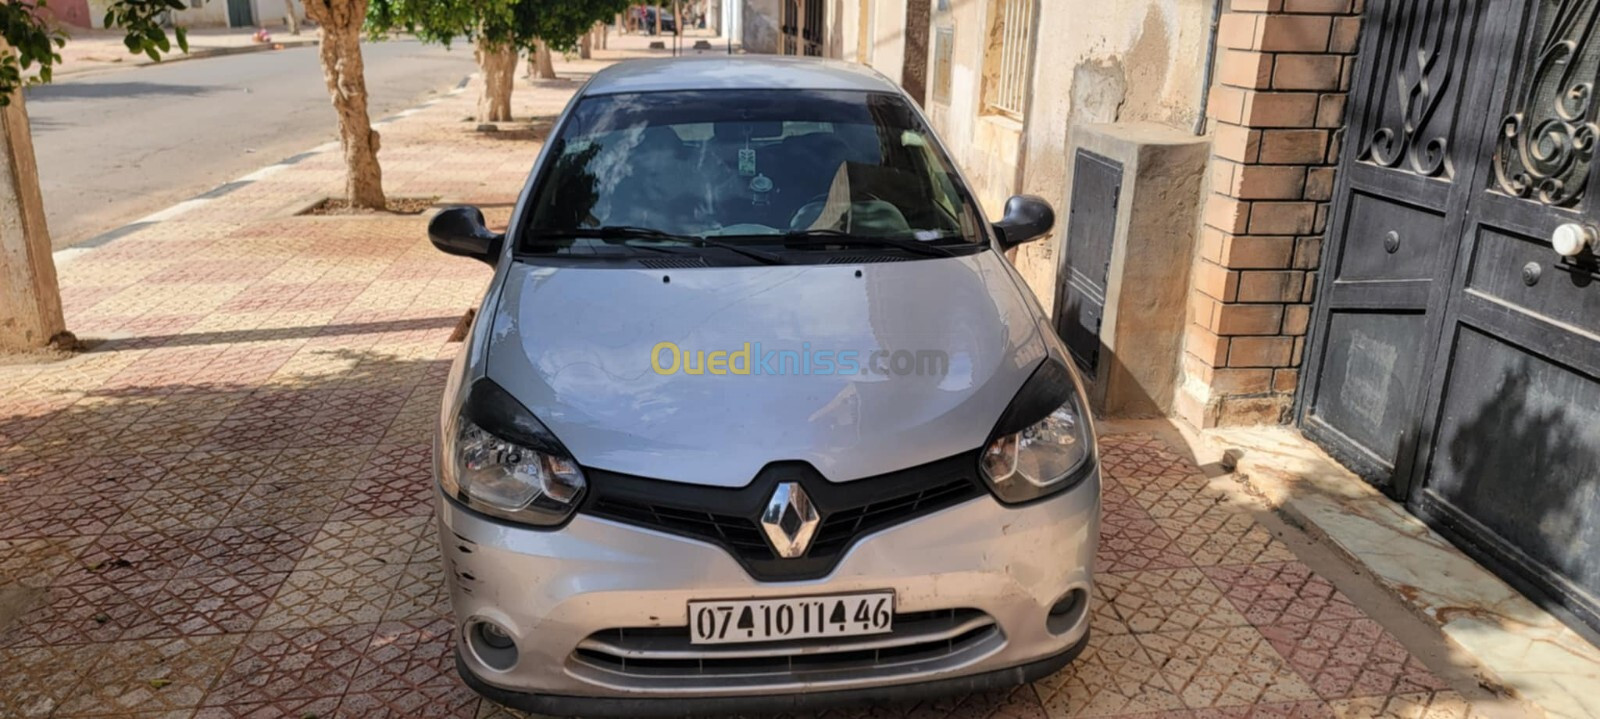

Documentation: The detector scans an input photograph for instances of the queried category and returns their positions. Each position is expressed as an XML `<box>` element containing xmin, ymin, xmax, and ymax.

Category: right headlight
<box><xmin>980</xmin><ymin>360</ymin><xmax>1094</xmax><ymax>504</ymax></box>
<box><xmin>440</xmin><ymin>379</ymin><xmax>586</xmax><ymax>527</ymax></box>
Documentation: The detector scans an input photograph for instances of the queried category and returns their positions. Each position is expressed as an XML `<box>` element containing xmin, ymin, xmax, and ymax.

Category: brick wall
<box><xmin>1176</xmin><ymin>0</ymin><xmax>1364</xmax><ymax>428</ymax></box>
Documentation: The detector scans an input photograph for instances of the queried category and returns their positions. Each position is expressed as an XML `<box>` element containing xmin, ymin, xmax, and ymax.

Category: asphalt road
<box><xmin>27</xmin><ymin>38</ymin><xmax>480</xmax><ymax>249</ymax></box>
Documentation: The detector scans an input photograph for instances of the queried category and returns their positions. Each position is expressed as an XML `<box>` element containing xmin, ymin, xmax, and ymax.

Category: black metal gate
<box><xmin>1303</xmin><ymin>0</ymin><xmax>1600</xmax><ymax>639</ymax></box>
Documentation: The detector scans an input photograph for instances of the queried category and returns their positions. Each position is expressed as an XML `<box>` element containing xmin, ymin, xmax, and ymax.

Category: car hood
<box><xmin>485</xmin><ymin>252</ymin><xmax>1047</xmax><ymax>487</ymax></box>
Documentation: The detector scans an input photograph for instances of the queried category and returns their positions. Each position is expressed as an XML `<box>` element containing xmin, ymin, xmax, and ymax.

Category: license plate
<box><xmin>688</xmin><ymin>591</ymin><xmax>894</xmax><ymax>645</ymax></box>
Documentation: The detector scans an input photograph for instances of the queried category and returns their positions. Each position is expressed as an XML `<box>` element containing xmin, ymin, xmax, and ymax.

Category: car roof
<box><xmin>581</xmin><ymin>56</ymin><xmax>901</xmax><ymax>96</ymax></box>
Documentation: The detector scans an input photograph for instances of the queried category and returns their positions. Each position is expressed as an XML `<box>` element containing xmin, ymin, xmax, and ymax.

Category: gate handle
<box><xmin>1553</xmin><ymin>223</ymin><xmax>1597</xmax><ymax>258</ymax></box>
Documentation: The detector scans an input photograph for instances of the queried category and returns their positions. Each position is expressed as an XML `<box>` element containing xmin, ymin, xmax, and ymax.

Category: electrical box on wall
<box><xmin>1054</xmin><ymin>123</ymin><xmax>1210</xmax><ymax>418</ymax></box>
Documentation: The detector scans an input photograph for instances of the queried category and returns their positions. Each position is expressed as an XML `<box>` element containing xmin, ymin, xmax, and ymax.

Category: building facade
<box><xmin>79</xmin><ymin>0</ymin><xmax>305</xmax><ymax>29</ymax></box>
<box><xmin>753</xmin><ymin>0</ymin><xmax>1600</xmax><ymax>647</ymax></box>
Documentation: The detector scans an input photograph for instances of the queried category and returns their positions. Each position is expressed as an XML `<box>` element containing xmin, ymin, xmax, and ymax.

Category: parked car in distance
<box><xmin>428</xmin><ymin>56</ymin><xmax>1101</xmax><ymax>717</ymax></box>
<box><xmin>643</xmin><ymin>7</ymin><xmax>677</xmax><ymax>34</ymax></box>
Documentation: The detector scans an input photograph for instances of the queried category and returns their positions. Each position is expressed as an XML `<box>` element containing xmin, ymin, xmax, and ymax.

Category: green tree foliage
<box><xmin>367</xmin><ymin>0</ymin><xmax>629</xmax><ymax>53</ymax></box>
<box><xmin>0</xmin><ymin>0</ymin><xmax>189</xmax><ymax>103</ymax></box>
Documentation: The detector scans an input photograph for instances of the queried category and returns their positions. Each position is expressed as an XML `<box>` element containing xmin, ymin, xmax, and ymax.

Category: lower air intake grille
<box><xmin>572</xmin><ymin>608</ymin><xmax>1000</xmax><ymax>681</ymax></box>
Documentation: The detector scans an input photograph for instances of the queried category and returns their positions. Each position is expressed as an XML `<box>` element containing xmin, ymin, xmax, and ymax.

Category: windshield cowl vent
<box><xmin>638</xmin><ymin>257</ymin><xmax>710</xmax><ymax>269</ymax></box>
<box><xmin>827</xmin><ymin>255</ymin><xmax>912</xmax><ymax>265</ymax></box>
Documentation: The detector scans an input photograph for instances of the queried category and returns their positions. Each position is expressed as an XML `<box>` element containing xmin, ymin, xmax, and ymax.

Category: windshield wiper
<box><xmin>761</xmin><ymin>229</ymin><xmax>962</xmax><ymax>258</ymax></box>
<box><xmin>528</xmin><ymin>226</ymin><xmax>789</xmax><ymax>265</ymax></box>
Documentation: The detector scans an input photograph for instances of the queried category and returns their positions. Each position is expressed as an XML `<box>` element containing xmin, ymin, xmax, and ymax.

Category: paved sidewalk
<box><xmin>0</xmin><ymin>36</ymin><xmax>1528</xmax><ymax>719</ymax></box>
<box><xmin>53</xmin><ymin>26</ymin><xmax>320</xmax><ymax>78</ymax></box>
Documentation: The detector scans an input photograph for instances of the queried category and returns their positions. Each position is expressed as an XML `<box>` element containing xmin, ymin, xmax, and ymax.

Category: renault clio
<box><xmin>428</xmin><ymin>56</ymin><xmax>1101</xmax><ymax>716</ymax></box>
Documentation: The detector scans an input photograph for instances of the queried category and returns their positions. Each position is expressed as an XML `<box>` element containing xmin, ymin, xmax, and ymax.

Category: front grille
<box><xmin>582</xmin><ymin>451</ymin><xmax>986</xmax><ymax>581</ymax></box>
<box><xmin>571</xmin><ymin>608</ymin><xmax>1000</xmax><ymax>681</ymax></box>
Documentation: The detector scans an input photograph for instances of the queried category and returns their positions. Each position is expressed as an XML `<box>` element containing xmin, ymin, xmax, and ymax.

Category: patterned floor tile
<box><xmin>54</xmin><ymin>529</ymin><xmax>211</xmax><ymax>585</ymax></box>
<box><xmin>175</xmin><ymin>523</ymin><xmax>316</xmax><ymax>577</ymax></box>
<box><xmin>110</xmin><ymin>487</ymin><xmax>240</xmax><ymax>534</ymax></box>
<box><xmin>254</xmin><ymin>564</ymin><xmax>404</xmax><ymax>631</ymax></box>
<box><xmin>336</xmin><ymin>618</ymin><xmax>477</xmax><ymax>719</ymax></box>
<box><xmin>1327</xmin><ymin>691</ymin><xmax>1478</xmax><ymax>719</ymax></box>
<box><xmin>1099</xmin><ymin>434</ymin><xmax>1201</xmax><ymax>481</ymax></box>
<box><xmin>140</xmin><ymin>572</ymin><xmax>287</xmax><ymax>637</ymax></box>
<box><xmin>268</xmin><ymin>445</ymin><xmax>375</xmax><ymax>483</ymax></box>
<box><xmin>1097</xmin><ymin>569</ymin><xmax>1250</xmax><ymax>634</ymax></box>
<box><xmin>1097</xmin><ymin>484</ymin><xmax>1194</xmax><ymax>574</ymax></box>
<box><xmin>1202</xmin><ymin>563</ymin><xmax>1367</xmax><ymax>627</ymax></box>
<box><xmin>1258</xmin><ymin>620</ymin><xmax>1447</xmax><ymax>700</ymax></box>
<box><xmin>0</xmin><ymin>644</ymin><xmax>102</xmax><ymax>718</ymax></box>
<box><xmin>199</xmin><ymin>624</ymin><xmax>377</xmax><ymax>708</ymax></box>
<box><xmin>51</xmin><ymin>634</ymin><xmax>242</xmax><ymax>716</ymax></box>
<box><xmin>384</xmin><ymin>560</ymin><xmax>450</xmax><ymax>621</ymax></box>
<box><xmin>1136</xmin><ymin>627</ymin><xmax>1320</xmax><ymax>708</ymax></box>
<box><xmin>0</xmin><ymin>536</ymin><xmax>93</xmax><ymax>588</ymax></box>
<box><xmin>1150</xmin><ymin>501</ymin><xmax>1298</xmax><ymax>567</ymax></box>
<box><xmin>0</xmin><ymin>580</ymin><xmax>165</xmax><ymax>647</ymax></box>
<box><xmin>0</xmin><ymin>491</ymin><xmax>135</xmax><ymax>539</ymax></box>
<box><xmin>220</xmin><ymin>475</ymin><xmax>351</xmax><ymax>528</ymax></box>
<box><xmin>296</xmin><ymin>517</ymin><xmax>433</xmax><ymax>570</ymax></box>
<box><xmin>1035</xmin><ymin>633</ymin><xmax>1186</xmax><ymax>718</ymax></box>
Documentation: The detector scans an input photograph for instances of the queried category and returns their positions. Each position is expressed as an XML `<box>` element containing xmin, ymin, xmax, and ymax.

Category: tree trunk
<box><xmin>531</xmin><ymin>40</ymin><xmax>557</xmax><ymax>80</ymax></box>
<box><xmin>305</xmin><ymin>0</ymin><xmax>384</xmax><ymax>209</ymax></box>
<box><xmin>0</xmin><ymin>88</ymin><xmax>67</xmax><ymax>351</ymax></box>
<box><xmin>475</xmin><ymin>37</ymin><xmax>515</xmax><ymax>123</ymax></box>
<box><xmin>284</xmin><ymin>0</ymin><xmax>300</xmax><ymax>35</ymax></box>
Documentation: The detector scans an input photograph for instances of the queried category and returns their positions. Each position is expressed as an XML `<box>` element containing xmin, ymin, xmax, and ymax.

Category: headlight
<box><xmin>980</xmin><ymin>360</ymin><xmax>1094</xmax><ymax>504</ymax></box>
<box><xmin>440</xmin><ymin>380</ymin><xmax>586</xmax><ymax>526</ymax></box>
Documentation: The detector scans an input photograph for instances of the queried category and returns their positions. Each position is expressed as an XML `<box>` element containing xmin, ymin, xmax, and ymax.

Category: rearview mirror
<box><xmin>429</xmin><ymin>206</ymin><xmax>504</xmax><ymax>265</ymax></box>
<box><xmin>993</xmin><ymin>195</ymin><xmax>1056</xmax><ymax>249</ymax></box>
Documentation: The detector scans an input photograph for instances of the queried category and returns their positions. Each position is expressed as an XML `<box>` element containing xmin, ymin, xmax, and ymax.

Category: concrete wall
<box><xmin>1011</xmin><ymin>0</ymin><xmax>1215</xmax><ymax>307</ymax></box>
<box><xmin>87</xmin><ymin>0</ymin><xmax>304</xmax><ymax>28</ymax></box>
<box><xmin>743</xmin><ymin>0</ymin><xmax>782</xmax><ymax>54</ymax></box>
<box><xmin>252</xmin><ymin>0</ymin><xmax>307</xmax><ymax>28</ymax></box>
<box><xmin>831</xmin><ymin>0</ymin><xmax>1216</xmax><ymax>309</ymax></box>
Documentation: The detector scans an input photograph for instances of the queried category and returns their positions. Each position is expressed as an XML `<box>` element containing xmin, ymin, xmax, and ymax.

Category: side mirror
<box><xmin>429</xmin><ymin>206</ymin><xmax>505</xmax><ymax>265</ymax></box>
<box><xmin>993</xmin><ymin>195</ymin><xmax>1056</xmax><ymax>249</ymax></box>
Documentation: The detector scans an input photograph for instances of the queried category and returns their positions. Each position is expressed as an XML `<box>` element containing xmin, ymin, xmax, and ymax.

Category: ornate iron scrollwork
<box><xmin>1494</xmin><ymin>0</ymin><xmax>1600</xmax><ymax>208</ymax></box>
<box><xmin>1361</xmin><ymin>0</ymin><xmax>1477</xmax><ymax>179</ymax></box>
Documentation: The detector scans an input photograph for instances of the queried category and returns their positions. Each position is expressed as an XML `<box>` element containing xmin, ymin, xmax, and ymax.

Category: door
<box><xmin>1413</xmin><ymin>0</ymin><xmax>1600</xmax><ymax>641</ymax></box>
<box><xmin>227</xmin><ymin>0</ymin><xmax>255</xmax><ymax>28</ymax></box>
<box><xmin>1304</xmin><ymin>0</ymin><xmax>1600</xmax><ymax>639</ymax></box>
<box><xmin>1300</xmin><ymin>0</ymin><xmax>1495</xmax><ymax>490</ymax></box>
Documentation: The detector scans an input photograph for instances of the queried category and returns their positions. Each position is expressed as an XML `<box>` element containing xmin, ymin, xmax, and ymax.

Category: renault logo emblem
<box><xmin>760</xmin><ymin>482</ymin><xmax>820</xmax><ymax>559</ymax></box>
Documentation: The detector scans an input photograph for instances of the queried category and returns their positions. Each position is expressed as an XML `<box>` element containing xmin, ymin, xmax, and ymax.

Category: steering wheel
<box><xmin>791</xmin><ymin>191</ymin><xmax>889</xmax><ymax>230</ymax></box>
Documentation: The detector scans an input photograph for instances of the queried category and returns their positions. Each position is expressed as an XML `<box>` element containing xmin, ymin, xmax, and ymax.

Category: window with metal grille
<box><xmin>982</xmin><ymin>0</ymin><xmax>1034</xmax><ymax>119</ymax></box>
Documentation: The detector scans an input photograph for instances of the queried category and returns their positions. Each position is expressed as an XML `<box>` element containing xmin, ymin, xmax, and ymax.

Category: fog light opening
<box><xmin>468</xmin><ymin>619</ymin><xmax>519</xmax><ymax>671</ymax></box>
<box><xmin>1046</xmin><ymin>588</ymin><xmax>1088</xmax><ymax>636</ymax></box>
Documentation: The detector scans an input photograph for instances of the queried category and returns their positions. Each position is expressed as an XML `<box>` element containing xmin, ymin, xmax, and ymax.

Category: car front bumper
<box><xmin>437</xmin><ymin>469</ymin><xmax>1099</xmax><ymax>716</ymax></box>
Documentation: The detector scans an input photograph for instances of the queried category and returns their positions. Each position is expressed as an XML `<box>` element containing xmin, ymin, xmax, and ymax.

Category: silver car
<box><xmin>427</xmin><ymin>56</ymin><xmax>1101</xmax><ymax>717</ymax></box>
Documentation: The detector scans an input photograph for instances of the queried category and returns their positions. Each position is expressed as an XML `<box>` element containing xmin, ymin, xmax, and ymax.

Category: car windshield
<box><xmin>520</xmin><ymin>88</ymin><xmax>985</xmax><ymax>257</ymax></box>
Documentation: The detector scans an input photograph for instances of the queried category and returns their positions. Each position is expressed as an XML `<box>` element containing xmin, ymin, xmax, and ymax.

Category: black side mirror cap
<box><xmin>429</xmin><ymin>206</ymin><xmax>505</xmax><ymax>265</ymax></box>
<box><xmin>993</xmin><ymin>195</ymin><xmax>1056</xmax><ymax>249</ymax></box>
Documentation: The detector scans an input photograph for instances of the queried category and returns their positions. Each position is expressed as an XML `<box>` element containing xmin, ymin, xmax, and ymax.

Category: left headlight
<box><xmin>980</xmin><ymin>360</ymin><xmax>1094</xmax><ymax>504</ymax></box>
<box><xmin>440</xmin><ymin>380</ymin><xmax>586</xmax><ymax>527</ymax></box>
